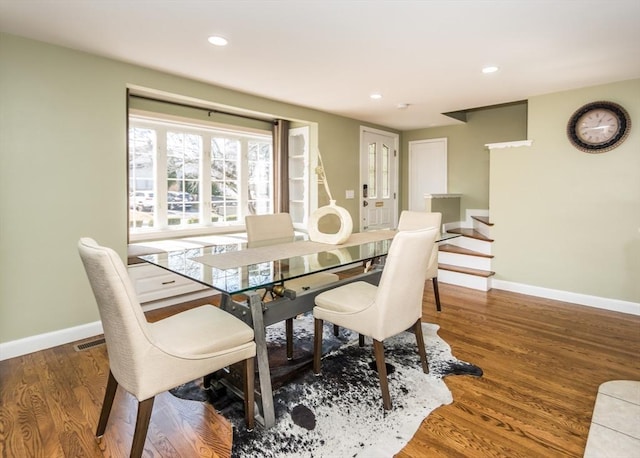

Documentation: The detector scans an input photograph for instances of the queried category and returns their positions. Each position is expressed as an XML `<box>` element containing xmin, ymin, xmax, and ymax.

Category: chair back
<box><xmin>397</xmin><ymin>211</ymin><xmax>441</xmax><ymax>233</ymax></box>
<box><xmin>78</xmin><ymin>238</ymin><xmax>154</xmax><ymax>393</ymax></box>
<box><xmin>245</xmin><ymin>213</ymin><xmax>295</xmax><ymax>246</ymax></box>
<box><xmin>398</xmin><ymin>211</ymin><xmax>441</xmax><ymax>278</ymax></box>
<box><xmin>373</xmin><ymin>227</ymin><xmax>438</xmax><ymax>339</ymax></box>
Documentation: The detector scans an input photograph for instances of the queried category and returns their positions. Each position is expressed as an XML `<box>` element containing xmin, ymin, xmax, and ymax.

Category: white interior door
<box><xmin>360</xmin><ymin>127</ymin><xmax>399</xmax><ymax>231</ymax></box>
<box><xmin>408</xmin><ymin>138</ymin><xmax>447</xmax><ymax>211</ymax></box>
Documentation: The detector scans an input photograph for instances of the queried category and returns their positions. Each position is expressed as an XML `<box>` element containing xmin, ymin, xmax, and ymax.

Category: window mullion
<box><xmin>239</xmin><ymin>138</ymin><xmax>248</xmax><ymax>223</ymax></box>
<box><xmin>155</xmin><ymin>128</ymin><xmax>169</xmax><ymax>229</ymax></box>
<box><xmin>201</xmin><ymin>134</ymin><xmax>212</xmax><ymax>226</ymax></box>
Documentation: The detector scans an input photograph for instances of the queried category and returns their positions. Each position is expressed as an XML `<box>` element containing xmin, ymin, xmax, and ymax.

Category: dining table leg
<box><xmin>219</xmin><ymin>292</ymin><xmax>275</xmax><ymax>428</ymax></box>
<box><xmin>246</xmin><ymin>291</ymin><xmax>276</xmax><ymax>428</ymax></box>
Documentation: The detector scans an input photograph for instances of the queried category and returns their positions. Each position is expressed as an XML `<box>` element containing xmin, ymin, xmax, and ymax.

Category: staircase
<box><xmin>438</xmin><ymin>215</ymin><xmax>495</xmax><ymax>291</ymax></box>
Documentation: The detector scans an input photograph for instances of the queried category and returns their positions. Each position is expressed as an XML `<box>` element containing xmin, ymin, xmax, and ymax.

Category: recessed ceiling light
<box><xmin>208</xmin><ymin>36</ymin><xmax>228</xmax><ymax>47</ymax></box>
<box><xmin>370</xmin><ymin>93</ymin><xmax>383</xmax><ymax>100</ymax></box>
<box><xmin>482</xmin><ymin>66</ymin><xmax>499</xmax><ymax>74</ymax></box>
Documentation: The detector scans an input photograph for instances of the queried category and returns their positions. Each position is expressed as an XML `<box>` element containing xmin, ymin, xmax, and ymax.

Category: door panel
<box><xmin>408</xmin><ymin>138</ymin><xmax>447</xmax><ymax>211</ymax></box>
<box><xmin>360</xmin><ymin>129</ymin><xmax>398</xmax><ymax>231</ymax></box>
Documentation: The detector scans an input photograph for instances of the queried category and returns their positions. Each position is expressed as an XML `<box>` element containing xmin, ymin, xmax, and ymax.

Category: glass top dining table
<box><xmin>138</xmin><ymin>231</ymin><xmax>460</xmax><ymax>296</ymax></box>
<box><xmin>139</xmin><ymin>233</ymin><xmax>384</xmax><ymax>295</ymax></box>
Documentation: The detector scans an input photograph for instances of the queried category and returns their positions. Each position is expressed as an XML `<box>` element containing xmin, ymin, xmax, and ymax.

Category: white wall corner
<box><xmin>492</xmin><ymin>279</ymin><xmax>640</xmax><ymax>316</ymax></box>
<box><xmin>0</xmin><ymin>321</ymin><xmax>104</xmax><ymax>361</ymax></box>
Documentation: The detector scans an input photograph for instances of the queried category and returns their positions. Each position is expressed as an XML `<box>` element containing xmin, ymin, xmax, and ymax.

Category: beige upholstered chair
<box><xmin>397</xmin><ymin>211</ymin><xmax>443</xmax><ymax>311</ymax></box>
<box><xmin>313</xmin><ymin>227</ymin><xmax>438</xmax><ymax>410</ymax></box>
<box><xmin>245</xmin><ymin>213</ymin><xmax>339</xmax><ymax>359</ymax></box>
<box><xmin>78</xmin><ymin>238</ymin><xmax>256</xmax><ymax>458</ymax></box>
<box><xmin>245</xmin><ymin>212</ymin><xmax>297</xmax><ymax>245</ymax></box>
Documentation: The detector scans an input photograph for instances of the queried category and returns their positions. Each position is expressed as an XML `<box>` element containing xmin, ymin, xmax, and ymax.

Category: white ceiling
<box><xmin>1</xmin><ymin>0</ymin><xmax>639</xmax><ymax>130</ymax></box>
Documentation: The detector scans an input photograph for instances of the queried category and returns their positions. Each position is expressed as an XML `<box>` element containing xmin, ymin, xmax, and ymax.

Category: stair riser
<box><xmin>439</xmin><ymin>252</ymin><xmax>492</xmax><ymax>271</ymax></box>
<box><xmin>472</xmin><ymin>220</ymin><xmax>492</xmax><ymax>238</ymax></box>
<box><xmin>438</xmin><ymin>269</ymin><xmax>492</xmax><ymax>291</ymax></box>
<box><xmin>446</xmin><ymin>236</ymin><xmax>492</xmax><ymax>255</ymax></box>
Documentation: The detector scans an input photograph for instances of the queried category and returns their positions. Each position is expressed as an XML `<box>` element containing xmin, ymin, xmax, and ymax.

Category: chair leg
<box><xmin>286</xmin><ymin>318</ymin><xmax>294</xmax><ymax>360</ymax></box>
<box><xmin>96</xmin><ymin>370</ymin><xmax>118</xmax><ymax>437</ymax></box>
<box><xmin>333</xmin><ymin>324</ymin><xmax>340</xmax><ymax>336</ymax></box>
<box><xmin>130</xmin><ymin>397</ymin><xmax>154</xmax><ymax>458</ymax></box>
<box><xmin>373</xmin><ymin>339</ymin><xmax>392</xmax><ymax>410</ymax></box>
<box><xmin>413</xmin><ymin>319</ymin><xmax>429</xmax><ymax>374</ymax></box>
<box><xmin>313</xmin><ymin>318</ymin><xmax>323</xmax><ymax>374</ymax></box>
<box><xmin>358</xmin><ymin>334</ymin><xmax>365</xmax><ymax>347</ymax></box>
<box><xmin>433</xmin><ymin>277</ymin><xmax>442</xmax><ymax>312</ymax></box>
<box><xmin>243</xmin><ymin>357</ymin><xmax>255</xmax><ymax>431</ymax></box>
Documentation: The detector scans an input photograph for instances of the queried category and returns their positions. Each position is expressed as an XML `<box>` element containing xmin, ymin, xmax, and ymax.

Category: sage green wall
<box><xmin>0</xmin><ymin>33</ymin><xmax>384</xmax><ymax>344</ymax></box>
<box><xmin>401</xmin><ymin>103</ymin><xmax>528</xmax><ymax>217</ymax></box>
<box><xmin>490</xmin><ymin>79</ymin><xmax>640</xmax><ymax>303</ymax></box>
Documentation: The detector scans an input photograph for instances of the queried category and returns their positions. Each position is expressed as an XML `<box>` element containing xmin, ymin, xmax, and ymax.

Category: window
<box><xmin>382</xmin><ymin>143</ymin><xmax>390</xmax><ymax>198</ymax></box>
<box><xmin>129</xmin><ymin>115</ymin><xmax>273</xmax><ymax>239</ymax></box>
<box><xmin>368</xmin><ymin>142</ymin><xmax>377</xmax><ymax>198</ymax></box>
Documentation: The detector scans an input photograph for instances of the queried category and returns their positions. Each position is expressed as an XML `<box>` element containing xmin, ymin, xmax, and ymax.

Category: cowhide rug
<box><xmin>171</xmin><ymin>313</ymin><xmax>482</xmax><ymax>457</ymax></box>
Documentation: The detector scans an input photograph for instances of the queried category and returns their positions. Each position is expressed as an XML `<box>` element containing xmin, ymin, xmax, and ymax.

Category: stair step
<box><xmin>471</xmin><ymin>215</ymin><xmax>493</xmax><ymax>226</ymax></box>
<box><xmin>439</xmin><ymin>243</ymin><xmax>494</xmax><ymax>258</ymax></box>
<box><xmin>447</xmin><ymin>227</ymin><xmax>494</xmax><ymax>242</ymax></box>
<box><xmin>439</xmin><ymin>263</ymin><xmax>495</xmax><ymax>278</ymax></box>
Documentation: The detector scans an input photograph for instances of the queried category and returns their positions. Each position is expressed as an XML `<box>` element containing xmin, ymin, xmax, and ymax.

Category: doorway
<box><xmin>359</xmin><ymin>127</ymin><xmax>399</xmax><ymax>231</ymax></box>
<box><xmin>408</xmin><ymin>138</ymin><xmax>447</xmax><ymax>211</ymax></box>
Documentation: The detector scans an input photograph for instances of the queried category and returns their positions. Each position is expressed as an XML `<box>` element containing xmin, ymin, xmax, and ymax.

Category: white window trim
<box><xmin>129</xmin><ymin>112</ymin><xmax>273</xmax><ymax>242</ymax></box>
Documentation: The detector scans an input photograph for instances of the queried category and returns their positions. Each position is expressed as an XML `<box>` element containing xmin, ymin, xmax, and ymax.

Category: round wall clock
<box><xmin>567</xmin><ymin>101</ymin><xmax>631</xmax><ymax>153</ymax></box>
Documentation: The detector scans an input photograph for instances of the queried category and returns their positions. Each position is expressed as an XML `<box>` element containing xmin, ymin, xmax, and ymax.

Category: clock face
<box><xmin>575</xmin><ymin>108</ymin><xmax>619</xmax><ymax>144</ymax></box>
<box><xmin>567</xmin><ymin>101</ymin><xmax>631</xmax><ymax>153</ymax></box>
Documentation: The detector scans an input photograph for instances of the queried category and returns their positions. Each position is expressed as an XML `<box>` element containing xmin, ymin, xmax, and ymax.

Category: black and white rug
<box><xmin>171</xmin><ymin>314</ymin><xmax>482</xmax><ymax>457</ymax></box>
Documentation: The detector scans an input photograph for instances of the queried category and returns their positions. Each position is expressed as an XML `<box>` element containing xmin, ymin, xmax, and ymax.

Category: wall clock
<box><xmin>567</xmin><ymin>101</ymin><xmax>631</xmax><ymax>153</ymax></box>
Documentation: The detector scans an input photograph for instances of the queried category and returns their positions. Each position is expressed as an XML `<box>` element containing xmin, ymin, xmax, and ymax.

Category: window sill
<box><xmin>129</xmin><ymin>222</ymin><xmax>245</xmax><ymax>243</ymax></box>
<box><xmin>128</xmin><ymin>231</ymin><xmax>247</xmax><ymax>265</ymax></box>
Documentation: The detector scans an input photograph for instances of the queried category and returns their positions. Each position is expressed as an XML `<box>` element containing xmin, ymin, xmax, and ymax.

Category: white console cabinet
<box><xmin>127</xmin><ymin>263</ymin><xmax>213</xmax><ymax>310</ymax></box>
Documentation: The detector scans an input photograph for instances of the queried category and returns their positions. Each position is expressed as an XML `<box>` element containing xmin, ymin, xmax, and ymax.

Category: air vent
<box><xmin>74</xmin><ymin>337</ymin><xmax>105</xmax><ymax>352</ymax></box>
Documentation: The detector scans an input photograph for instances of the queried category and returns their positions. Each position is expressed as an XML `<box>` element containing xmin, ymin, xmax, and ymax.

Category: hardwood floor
<box><xmin>1</xmin><ymin>284</ymin><xmax>638</xmax><ymax>457</ymax></box>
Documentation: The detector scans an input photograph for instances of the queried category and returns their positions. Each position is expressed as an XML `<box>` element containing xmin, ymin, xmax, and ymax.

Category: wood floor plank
<box><xmin>39</xmin><ymin>347</ymin><xmax>103</xmax><ymax>457</ymax></box>
<box><xmin>0</xmin><ymin>356</ymin><xmax>36</xmax><ymax>458</ymax></box>
<box><xmin>162</xmin><ymin>392</ymin><xmax>232</xmax><ymax>457</ymax></box>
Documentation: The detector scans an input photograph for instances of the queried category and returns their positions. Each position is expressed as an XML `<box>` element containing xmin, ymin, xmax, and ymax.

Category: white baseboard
<box><xmin>0</xmin><ymin>320</ymin><xmax>103</xmax><ymax>362</ymax></box>
<box><xmin>492</xmin><ymin>280</ymin><xmax>640</xmax><ymax>316</ymax></box>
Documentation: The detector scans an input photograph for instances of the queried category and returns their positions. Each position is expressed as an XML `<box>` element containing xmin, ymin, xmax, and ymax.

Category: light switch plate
<box><xmin>345</xmin><ymin>190</ymin><xmax>355</xmax><ymax>199</ymax></box>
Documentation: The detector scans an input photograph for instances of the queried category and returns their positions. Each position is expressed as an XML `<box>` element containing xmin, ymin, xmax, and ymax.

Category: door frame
<box><xmin>359</xmin><ymin>126</ymin><xmax>399</xmax><ymax>232</ymax></box>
